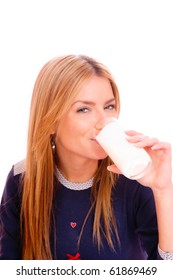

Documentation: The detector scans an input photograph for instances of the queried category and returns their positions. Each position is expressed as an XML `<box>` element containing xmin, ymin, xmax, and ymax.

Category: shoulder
<box><xmin>13</xmin><ymin>159</ymin><xmax>26</xmax><ymax>177</ymax></box>
<box><xmin>1</xmin><ymin>160</ymin><xmax>25</xmax><ymax>203</ymax></box>
<box><xmin>7</xmin><ymin>159</ymin><xmax>25</xmax><ymax>188</ymax></box>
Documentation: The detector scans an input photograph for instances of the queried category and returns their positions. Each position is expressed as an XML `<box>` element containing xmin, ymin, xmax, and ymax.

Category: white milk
<box><xmin>96</xmin><ymin>118</ymin><xmax>151</xmax><ymax>179</ymax></box>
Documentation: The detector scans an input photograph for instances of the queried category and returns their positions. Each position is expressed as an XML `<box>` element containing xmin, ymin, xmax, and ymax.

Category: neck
<box><xmin>57</xmin><ymin>157</ymin><xmax>98</xmax><ymax>183</ymax></box>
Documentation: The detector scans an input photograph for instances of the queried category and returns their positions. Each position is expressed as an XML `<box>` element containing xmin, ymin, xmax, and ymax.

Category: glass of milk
<box><xmin>96</xmin><ymin>118</ymin><xmax>151</xmax><ymax>179</ymax></box>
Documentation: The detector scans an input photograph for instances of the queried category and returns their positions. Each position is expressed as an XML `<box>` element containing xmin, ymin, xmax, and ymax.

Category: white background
<box><xmin>0</xmin><ymin>0</ymin><xmax>173</xmax><ymax>198</ymax></box>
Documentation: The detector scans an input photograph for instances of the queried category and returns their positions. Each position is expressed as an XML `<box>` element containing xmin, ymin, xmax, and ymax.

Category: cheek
<box><xmin>56</xmin><ymin>121</ymin><xmax>83</xmax><ymax>143</ymax></box>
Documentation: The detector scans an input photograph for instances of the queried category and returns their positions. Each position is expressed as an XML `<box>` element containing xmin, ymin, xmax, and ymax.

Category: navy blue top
<box><xmin>0</xmin><ymin>165</ymin><xmax>161</xmax><ymax>260</ymax></box>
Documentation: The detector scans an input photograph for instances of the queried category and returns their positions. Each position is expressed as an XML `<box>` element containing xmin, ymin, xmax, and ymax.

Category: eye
<box><xmin>77</xmin><ymin>107</ymin><xmax>89</xmax><ymax>113</ymax></box>
<box><xmin>104</xmin><ymin>104</ymin><xmax>115</xmax><ymax>110</ymax></box>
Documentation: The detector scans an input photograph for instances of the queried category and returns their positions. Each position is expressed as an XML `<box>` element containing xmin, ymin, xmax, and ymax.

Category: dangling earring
<box><xmin>50</xmin><ymin>135</ymin><xmax>56</xmax><ymax>155</ymax></box>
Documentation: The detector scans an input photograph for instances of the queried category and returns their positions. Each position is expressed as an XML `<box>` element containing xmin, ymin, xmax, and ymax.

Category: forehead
<box><xmin>73</xmin><ymin>76</ymin><xmax>114</xmax><ymax>101</ymax></box>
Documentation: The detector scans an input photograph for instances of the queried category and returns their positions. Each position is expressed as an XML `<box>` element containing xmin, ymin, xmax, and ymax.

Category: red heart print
<box><xmin>70</xmin><ymin>222</ymin><xmax>77</xmax><ymax>228</ymax></box>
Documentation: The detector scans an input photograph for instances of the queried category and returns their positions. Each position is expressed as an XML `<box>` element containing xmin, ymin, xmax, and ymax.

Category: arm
<box><xmin>0</xmin><ymin>168</ymin><xmax>22</xmax><ymax>259</ymax></box>
<box><xmin>130</xmin><ymin>134</ymin><xmax>173</xmax><ymax>254</ymax></box>
<box><xmin>108</xmin><ymin>132</ymin><xmax>173</xmax><ymax>257</ymax></box>
<box><xmin>153</xmin><ymin>184</ymin><xmax>173</xmax><ymax>255</ymax></box>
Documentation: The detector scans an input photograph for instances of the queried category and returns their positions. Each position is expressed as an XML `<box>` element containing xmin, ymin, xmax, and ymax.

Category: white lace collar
<box><xmin>56</xmin><ymin>168</ymin><xmax>94</xmax><ymax>191</ymax></box>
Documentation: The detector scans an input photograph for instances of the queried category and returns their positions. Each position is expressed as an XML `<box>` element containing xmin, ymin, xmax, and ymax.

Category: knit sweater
<box><xmin>0</xmin><ymin>161</ymin><xmax>161</xmax><ymax>260</ymax></box>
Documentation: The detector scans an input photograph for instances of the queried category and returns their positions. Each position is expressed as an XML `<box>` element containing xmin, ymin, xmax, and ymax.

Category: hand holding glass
<box><xmin>96</xmin><ymin>118</ymin><xmax>151</xmax><ymax>179</ymax></box>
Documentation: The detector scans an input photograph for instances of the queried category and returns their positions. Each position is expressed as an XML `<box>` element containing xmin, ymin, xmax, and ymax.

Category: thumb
<box><xmin>107</xmin><ymin>164</ymin><xmax>122</xmax><ymax>174</ymax></box>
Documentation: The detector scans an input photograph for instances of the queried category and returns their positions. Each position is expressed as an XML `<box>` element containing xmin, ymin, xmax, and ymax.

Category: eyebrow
<box><xmin>71</xmin><ymin>98</ymin><xmax>115</xmax><ymax>106</ymax></box>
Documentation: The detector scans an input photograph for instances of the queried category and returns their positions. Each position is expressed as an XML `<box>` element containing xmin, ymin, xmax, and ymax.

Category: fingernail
<box><xmin>134</xmin><ymin>143</ymin><xmax>140</xmax><ymax>147</ymax></box>
<box><xmin>125</xmin><ymin>135</ymin><xmax>131</xmax><ymax>140</ymax></box>
<box><xmin>151</xmin><ymin>144</ymin><xmax>159</xmax><ymax>150</ymax></box>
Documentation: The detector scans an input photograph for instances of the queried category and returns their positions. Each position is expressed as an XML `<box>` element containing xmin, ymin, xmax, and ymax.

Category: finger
<box><xmin>107</xmin><ymin>165</ymin><xmax>122</xmax><ymax>174</ymax></box>
<box><xmin>151</xmin><ymin>142</ymin><xmax>172</xmax><ymax>151</ymax></box>
<box><xmin>125</xmin><ymin>130</ymin><xmax>143</xmax><ymax>136</ymax></box>
<box><xmin>135</xmin><ymin>137</ymin><xmax>159</xmax><ymax>148</ymax></box>
<box><xmin>126</xmin><ymin>134</ymin><xmax>149</xmax><ymax>143</ymax></box>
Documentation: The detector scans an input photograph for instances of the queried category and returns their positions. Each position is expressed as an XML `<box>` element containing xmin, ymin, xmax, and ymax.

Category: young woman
<box><xmin>0</xmin><ymin>55</ymin><xmax>173</xmax><ymax>259</ymax></box>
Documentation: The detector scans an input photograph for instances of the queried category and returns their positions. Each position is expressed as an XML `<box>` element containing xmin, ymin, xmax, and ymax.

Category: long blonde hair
<box><xmin>21</xmin><ymin>55</ymin><xmax>120</xmax><ymax>259</ymax></box>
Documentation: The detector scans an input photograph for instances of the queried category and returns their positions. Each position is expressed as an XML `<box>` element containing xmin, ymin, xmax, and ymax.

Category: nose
<box><xmin>94</xmin><ymin>117</ymin><xmax>116</xmax><ymax>131</ymax></box>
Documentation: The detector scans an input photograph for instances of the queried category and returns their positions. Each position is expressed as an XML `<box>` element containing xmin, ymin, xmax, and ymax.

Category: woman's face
<box><xmin>55</xmin><ymin>76</ymin><xmax>117</xmax><ymax>163</ymax></box>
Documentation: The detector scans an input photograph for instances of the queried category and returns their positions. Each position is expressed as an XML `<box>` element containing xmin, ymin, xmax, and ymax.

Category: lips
<box><xmin>90</xmin><ymin>138</ymin><xmax>100</xmax><ymax>145</ymax></box>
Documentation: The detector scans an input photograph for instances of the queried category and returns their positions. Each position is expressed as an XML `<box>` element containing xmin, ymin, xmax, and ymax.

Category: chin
<box><xmin>96</xmin><ymin>151</ymin><xmax>108</xmax><ymax>160</ymax></box>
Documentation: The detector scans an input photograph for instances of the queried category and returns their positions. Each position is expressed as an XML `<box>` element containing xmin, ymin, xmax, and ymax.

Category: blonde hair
<box><xmin>21</xmin><ymin>55</ymin><xmax>120</xmax><ymax>259</ymax></box>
